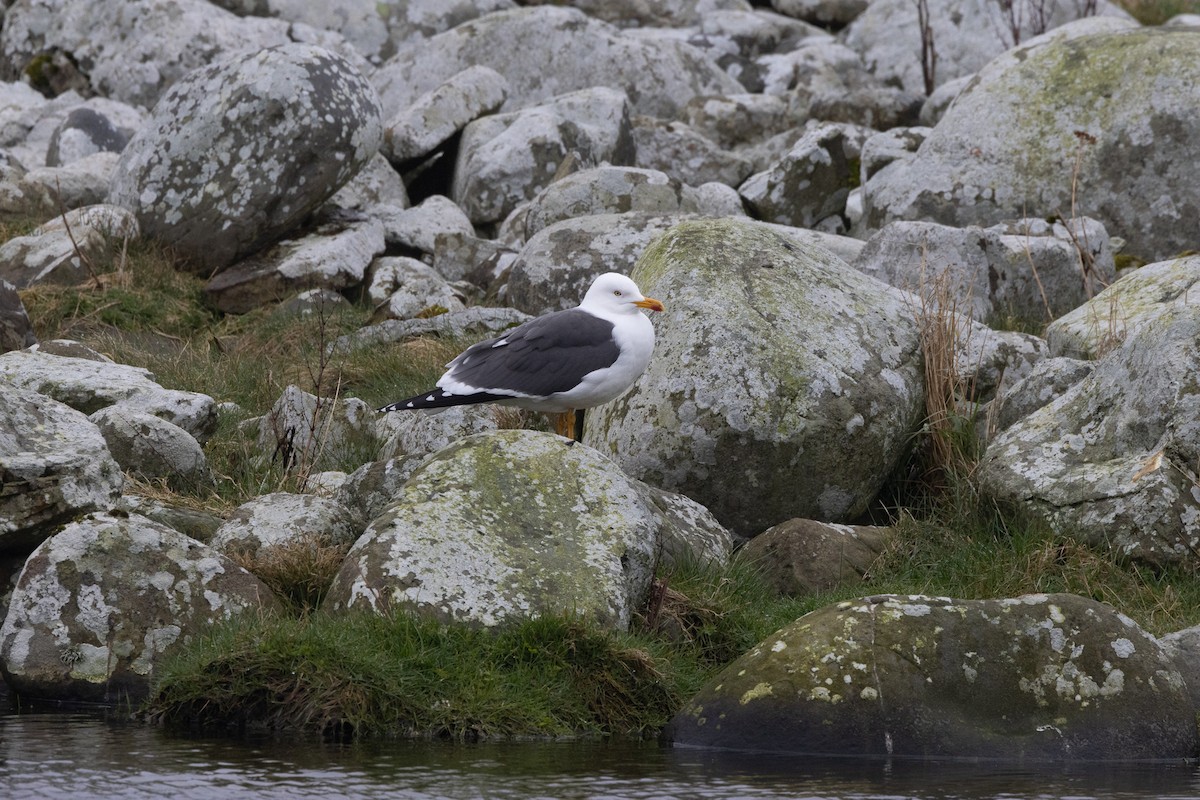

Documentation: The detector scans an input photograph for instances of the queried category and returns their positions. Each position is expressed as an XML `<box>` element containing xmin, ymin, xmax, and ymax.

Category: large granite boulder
<box><xmin>862</xmin><ymin>26</ymin><xmax>1200</xmax><ymax>263</ymax></box>
<box><xmin>0</xmin><ymin>388</ymin><xmax>122</xmax><ymax>552</ymax></box>
<box><xmin>978</xmin><ymin>303</ymin><xmax>1200</xmax><ymax>567</ymax></box>
<box><xmin>670</xmin><ymin>593</ymin><xmax>1198</xmax><ymax>760</ymax></box>
<box><xmin>0</xmin><ymin>349</ymin><xmax>218</xmax><ymax>443</ymax></box>
<box><xmin>211</xmin><ymin>492</ymin><xmax>360</xmax><ymax>558</ymax></box>
<box><xmin>1046</xmin><ymin>254</ymin><xmax>1200</xmax><ymax>360</ymax></box>
<box><xmin>0</xmin><ymin>512</ymin><xmax>280</xmax><ymax>702</ymax></box>
<box><xmin>372</xmin><ymin>6</ymin><xmax>742</xmax><ymax>120</ymax></box>
<box><xmin>325</xmin><ymin>430</ymin><xmax>662</xmax><ymax>630</ymax></box>
<box><xmin>88</xmin><ymin>406</ymin><xmax>211</xmax><ymax>490</ymax></box>
<box><xmin>584</xmin><ymin>218</ymin><xmax>925</xmax><ymax>536</ymax></box>
<box><xmin>108</xmin><ymin>43</ymin><xmax>383</xmax><ymax>274</ymax></box>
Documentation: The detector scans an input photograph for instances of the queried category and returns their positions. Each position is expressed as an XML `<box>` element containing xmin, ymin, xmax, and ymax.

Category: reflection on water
<box><xmin>1</xmin><ymin>707</ymin><xmax>1199</xmax><ymax>800</ymax></box>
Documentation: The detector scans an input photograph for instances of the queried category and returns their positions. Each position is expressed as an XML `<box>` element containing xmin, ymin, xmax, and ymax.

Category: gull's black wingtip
<box><xmin>376</xmin><ymin>388</ymin><xmax>512</xmax><ymax>413</ymax></box>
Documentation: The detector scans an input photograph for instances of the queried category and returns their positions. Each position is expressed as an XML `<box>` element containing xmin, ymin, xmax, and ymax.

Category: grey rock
<box><xmin>918</xmin><ymin>74</ymin><xmax>973</xmax><ymax>127</ymax></box>
<box><xmin>45</xmin><ymin>107</ymin><xmax>132</xmax><ymax>167</ymax></box>
<box><xmin>861</xmin><ymin>25</ymin><xmax>1198</xmax><ymax>263</ymax></box>
<box><xmin>255</xmin><ymin>385</ymin><xmax>376</xmax><ymax>475</ymax></box>
<box><xmin>373</xmin><ymin>196</ymin><xmax>474</xmax><ymax>254</ymax></box>
<box><xmin>326</xmin><ymin>430</ymin><xmax>662</xmax><ymax>630</ymax></box>
<box><xmin>641</xmin><ymin>486</ymin><xmax>734</xmax><ymax>571</ymax></box>
<box><xmin>0</xmin><ymin>350</ymin><xmax>218</xmax><ymax>443</ymax></box>
<box><xmin>452</xmin><ymin>86</ymin><xmax>636</xmax><ymax>225</ymax></box>
<box><xmin>372</xmin><ymin>6</ymin><xmax>741</xmax><ymax>121</ymax></box>
<box><xmin>632</xmin><ymin>115</ymin><xmax>756</xmax><ymax>189</ymax></box>
<box><xmin>0</xmin><ymin>388</ymin><xmax>122</xmax><ymax>552</ymax></box>
<box><xmin>203</xmin><ymin>215</ymin><xmax>384</xmax><ymax>314</ymax></box>
<box><xmin>383</xmin><ymin>65</ymin><xmax>509</xmax><ymax>167</ymax></box>
<box><xmin>211</xmin><ymin>492</ymin><xmax>360</xmax><ymax>558</ymax></box>
<box><xmin>0</xmin><ymin>204</ymin><xmax>138</xmax><ymax>289</ymax></box>
<box><xmin>843</xmin><ymin>0</ymin><xmax>1133</xmax><ymax>95</ymax></box>
<box><xmin>0</xmin><ymin>280</ymin><xmax>36</xmax><ymax>353</ymax></box>
<box><xmin>859</xmin><ymin>126</ymin><xmax>931</xmax><ymax>185</ymax></box>
<box><xmin>0</xmin><ymin>0</ymin><xmax>355</xmax><ymax>109</ymax></box>
<box><xmin>334</xmin><ymin>456</ymin><xmax>424</xmax><ymax>528</ymax></box>
<box><xmin>7</xmin><ymin>151</ymin><xmax>119</xmax><ymax>215</ymax></box>
<box><xmin>114</xmin><ymin>495</ymin><xmax>224</xmax><ymax>544</ymax></box>
<box><xmin>88</xmin><ymin>406</ymin><xmax>210</xmax><ymax>489</ymax></box>
<box><xmin>326</xmin><ymin>152</ymin><xmax>409</xmax><ymax>212</ymax></box>
<box><xmin>992</xmin><ymin>357</ymin><xmax>1095</xmax><ymax>433</ymax></box>
<box><xmin>742</xmin><ymin>518</ymin><xmax>894</xmax><ymax>596</ymax></box>
<box><xmin>375</xmin><ymin>404</ymin><xmax>504</xmax><ymax>464</ymax></box>
<box><xmin>330</xmin><ymin>306</ymin><xmax>530</xmax><ymax>356</ymax></box>
<box><xmin>585</xmin><ymin>218</ymin><xmax>925</xmax><ymax>535</ymax></box>
<box><xmin>0</xmin><ymin>512</ymin><xmax>279</xmax><ymax>702</ymax></box>
<box><xmin>770</xmin><ymin>0</ymin><xmax>869</xmax><ymax>27</ymax></box>
<box><xmin>109</xmin><ymin>43</ymin><xmax>383</xmax><ymax>274</ymax></box>
<box><xmin>739</xmin><ymin>123</ymin><xmax>851</xmax><ymax>229</ymax></box>
<box><xmin>1046</xmin><ymin>254</ymin><xmax>1200</xmax><ymax>360</ymax></box>
<box><xmin>979</xmin><ymin>304</ymin><xmax>1200</xmax><ymax>566</ymax></box>
<box><xmin>524</xmin><ymin>167</ymin><xmax>700</xmax><ymax>239</ymax></box>
<box><xmin>367</xmin><ymin>257</ymin><xmax>465</xmax><ymax>321</ymax></box>
<box><xmin>682</xmin><ymin>93</ymin><xmax>796</xmax><ymax>150</ymax></box>
<box><xmin>506</xmin><ymin>213</ymin><xmax>689</xmax><ymax>316</ymax></box>
<box><xmin>670</xmin><ymin>593</ymin><xmax>1197</xmax><ymax>760</ymax></box>
<box><xmin>431</xmin><ymin>231</ymin><xmax>517</xmax><ymax>286</ymax></box>
<box><xmin>851</xmin><ymin>218</ymin><xmax>1115</xmax><ymax>323</ymax></box>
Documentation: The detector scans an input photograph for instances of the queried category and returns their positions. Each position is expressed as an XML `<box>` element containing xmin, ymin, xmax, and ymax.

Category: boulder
<box><xmin>372</xmin><ymin>6</ymin><xmax>741</xmax><ymax>120</ymax></box>
<box><xmin>584</xmin><ymin>218</ymin><xmax>925</xmax><ymax>535</ymax></box>
<box><xmin>523</xmin><ymin>167</ymin><xmax>701</xmax><ymax>239</ymax></box>
<box><xmin>641</xmin><ymin>486</ymin><xmax>735</xmax><ymax>571</ymax></box>
<box><xmin>88</xmin><ymin>406</ymin><xmax>211</xmax><ymax>489</ymax></box>
<box><xmin>382</xmin><ymin>65</ymin><xmax>509</xmax><ymax>168</ymax></box>
<box><xmin>210</xmin><ymin>492</ymin><xmax>360</xmax><ymax>558</ymax></box>
<box><xmin>978</xmin><ymin>304</ymin><xmax>1200</xmax><ymax>567</ymax></box>
<box><xmin>326</xmin><ymin>430</ymin><xmax>661</xmax><ymax>630</ymax></box>
<box><xmin>0</xmin><ymin>388</ymin><xmax>122</xmax><ymax>552</ymax></box>
<box><xmin>991</xmin><ymin>357</ymin><xmax>1095</xmax><ymax>433</ymax></box>
<box><xmin>333</xmin><ymin>455</ymin><xmax>424</xmax><ymax>529</ymax></box>
<box><xmin>843</xmin><ymin>0</ymin><xmax>1133</xmax><ymax>95</ymax></box>
<box><xmin>851</xmin><ymin>218</ymin><xmax>1115</xmax><ymax>323</ymax></box>
<box><xmin>0</xmin><ymin>349</ymin><xmax>218</xmax><ymax>443</ymax></box>
<box><xmin>862</xmin><ymin>26</ymin><xmax>1200</xmax><ymax>262</ymax></box>
<box><xmin>0</xmin><ymin>0</ymin><xmax>351</xmax><ymax>109</ymax></box>
<box><xmin>742</xmin><ymin>519</ymin><xmax>894</xmax><ymax>596</ymax></box>
<box><xmin>367</xmin><ymin>257</ymin><xmax>465</xmax><ymax>321</ymax></box>
<box><xmin>670</xmin><ymin>593</ymin><xmax>1197</xmax><ymax>760</ymax></box>
<box><xmin>255</xmin><ymin>385</ymin><xmax>376</xmax><ymax>474</ymax></box>
<box><xmin>329</xmin><ymin>306</ymin><xmax>529</xmax><ymax>357</ymax></box>
<box><xmin>0</xmin><ymin>512</ymin><xmax>280</xmax><ymax>702</ymax></box>
<box><xmin>739</xmin><ymin>123</ymin><xmax>852</xmax><ymax>230</ymax></box>
<box><xmin>451</xmin><ymin>87</ymin><xmax>636</xmax><ymax>225</ymax></box>
<box><xmin>108</xmin><ymin>43</ymin><xmax>383</xmax><ymax>273</ymax></box>
<box><xmin>632</xmin><ymin>115</ymin><xmax>756</xmax><ymax>189</ymax></box>
<box><xmin>372</xmin><ymin>196</ymin><xmax>474</xmax><ymax>254</ymax></box>
<box><xmin>45</xmin><ymin>107</ymin><xmax>133</xmax><ymax>167</ymax></box>
<box><xmin>0</xmin><ymin>204</ymin><xmax>139</xmax><ymax>289</ymax></box>
<box><xmin>0</xmin><ymin>280</ymin><xmax>36</xmax><ymax>353</ymax></box>
<box><xmin>1046</xmin><ymin>254</ymin><xmax>1200</xmax><ymax>360</ymax></box>
<box><xmin>9</xmin><ymin>151</ymin><xmax>119</xmax><ymax>214</ymax></box>
<box><xmin>202</xmin><ymin>215</ymin><xmax>384</xmax><ymax>314</ymax></box>
<box><xmin>375</xmin><ymin>405</ymin><xmax>503</xmax><ymax>463</ymax></box>
<box><xmin>505</xmin><ymin>213</ymin><xmax>688</xmax><ymax>316</ymax></box>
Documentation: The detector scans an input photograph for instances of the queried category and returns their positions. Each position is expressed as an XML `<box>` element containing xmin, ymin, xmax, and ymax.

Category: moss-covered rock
<box><xmin>584</xmin><ymin>217</ymin><xmax>924</xmax><ymax>535</ymax></box>
<box><xmin>669</xmin><ymin>593</ymin><xmax>1198</xmax><ymax>760</ymax></box>
<box><xmin>325</xmin><ymin>430</ymin><xmax>662</xmax><ymax>630</ymax></box>
<box><xmin>863</xmin><ymin>27</ymin><xmax>1200</xmax><ymax>262</ymax></box>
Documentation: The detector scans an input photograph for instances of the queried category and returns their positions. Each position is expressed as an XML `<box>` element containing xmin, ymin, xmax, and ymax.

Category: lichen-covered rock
<box><xmin>374</xmin><ymin>404</ymin><xmax>503</xmax><ymax>464</ymax></box>
<box><xmin>0</xmin><ymin>512</ymin><xmax>279</xmax><ymax>702</ymax></box>
<box><xmin>382</xmin><ymin>64</ymin><xmax>508</xmax><ymax>167</ymax></box>
<box><xmin>0</xmin><ymin>350</ymin><xmax>218</xmax><ymax>443</ymax></box>
<box><xmin>367</xmin><ymin>257</ymin><xmax>466</xmax><ymax>322</ymax></box>
<box><xmin>325</xmin><ymin>430</ymin><xmax>662</xmax><ymax>630</ymax></box>
<box><xmin>632</xmin><ymin>115</ymin><xmax>755</xmax><ymax>189</ymax></box>
<box><xmin>0</xmin><ymin>279</ymin><xmax>36</xmax><ymax>353</ymax></box>
<box><xmin>1046</xmin><ymin>254</ymin><xmax>1200</xmax><ymax>360</ymax></box>
<box><xmin>329</xmin><ymin>306</ymin><xmax>529</xmax><ymax>357</ymax></box>
<box><xmin>372</xmin><ymin>196</ymin><xmax>475</xmax><ymax>255</ymax></box>
<box><xmin>88</xmin><ymin>406</ymin><xmax>211</xmax><ymax>489</ymax></box>
<box><xmin>979</xmin><ymin>304</ymin><xmax>1200</xmax><ymax>566</ymax></box>
<box><xmin>255</xmin><ymin>385</ymin><xmax>376</xmax><ymax>474</ymax></box>
<box><xmin>0</xmin><ymin>388</ymin><xmax>122</xmax><ymax>552</ymax></box>
<box><xmin>452</xmin><ymin>87</ymin><xmax>636</xmax><ymax>225</ymax></box>
<box><xmin>203</xmin><ymin>216</ymin><xmax>384</xmax><ymax>314</ymax></box>
<box><xmin>523</xmin><ymin>167</ymin><xmax>701</xmax><ymax>239</ymax></box>
<box><xmin>669</xmin><ymin>593</ymin><xmax>1198</xmax><ymax>760</ymax></box>
<box><xmin>108</xmin><ymin>43</ymin><xmax>383</xmax><ymax>273</ymax></box>
<box><xmin>0</xmin><ymin>204</ymin><xmax>138</xmax><ymax>289</ymax></box>
<box><xmin>852</xmin><ymin>218</ymin><xmax>1115</xmax><ymax>323</ymax></box>
<box><xmin>862</xmin><ymin>26</ymin><xmax>1200</xmax><ymax>262</ymax></box>
<box><xmin>639</xmin><ymin>485</ymin><xmax>734</xmax><ymax>570</ymax></box>
<box><xmin>372</xmin><ymin>5</ymin><xmax>741</xmax><ymax>120</ymax></box>
<box><xmin>506</xmin><ymin>213</ymin><xmax>690</xmax><ymax>316</ymax></box>
<box><xmin>584</xmin><ymin>218</ymin><xmax>924</xmax><ymax>535</ymax></box>
<box><xmin>738</xmin><ymin>123</ymin><xmax>852</xmax><ymax>230</ymax></box>
<box><xmin>992</xmin><ymin>357</ymin><xmax>1095</xmax><ymax>433</ymax></box>
<box><xmin>742</xmin><ymin>518</ymin><xmax>894</xmax><ymax>596</ymax></box>
<box><xmin>334</xmin><ymin>456</ymin><xmax>424</xmax><ymax>529</ymax></box>
<box><xmin>46</xmin><ymin>107</ymin><xmax>133</xmax><ymax>167</ymax></box>
<box><xmin>211</xmin><ymin>492</ymin><xmax>359</xmax><ymax>558</ymax></box>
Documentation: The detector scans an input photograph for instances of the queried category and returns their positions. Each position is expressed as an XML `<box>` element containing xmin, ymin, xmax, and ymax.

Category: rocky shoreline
<box><xmin>2</xmin><ymin>0</ymin><xmax>1200</xmax><ymax>759</ymax></box>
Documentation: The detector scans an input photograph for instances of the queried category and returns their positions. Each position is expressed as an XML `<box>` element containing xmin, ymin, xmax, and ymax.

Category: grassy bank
<box><xmin>12</xmin><ymin>216</ymin><xmax>1200</xmax><ymax>739</ymax></box>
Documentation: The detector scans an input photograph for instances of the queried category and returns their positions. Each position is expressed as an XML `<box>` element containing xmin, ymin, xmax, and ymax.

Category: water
<box><xmin>3</xmin><ymin>708</ymin><xmax>1200</xmax><ymax>799</ymax></box>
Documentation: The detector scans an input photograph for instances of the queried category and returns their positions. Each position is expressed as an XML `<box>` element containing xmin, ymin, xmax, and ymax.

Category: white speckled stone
<box><xmin>108</xmin><ymin>43</ymin><xmax>383</xmax><ymax>273</ymax></box>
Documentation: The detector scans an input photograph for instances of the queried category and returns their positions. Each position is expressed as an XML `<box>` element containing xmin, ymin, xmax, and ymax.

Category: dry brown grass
<box><xmin>228</xmin><ymin>534</ymin><xmax>354</xmax><ymax>614</ymax></box>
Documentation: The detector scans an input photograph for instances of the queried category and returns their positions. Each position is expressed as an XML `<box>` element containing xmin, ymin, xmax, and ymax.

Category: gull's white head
<box><xmin>580</xmin><ymin>272</ymin><xmax>665</xmax><ymax>315</ymax></box>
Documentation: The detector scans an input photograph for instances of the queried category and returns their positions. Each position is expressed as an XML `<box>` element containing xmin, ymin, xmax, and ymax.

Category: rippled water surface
<box><xmin>3</xmin><ymin>709</ymin><xmax>1199</xmax><ymax>799</ymax></box>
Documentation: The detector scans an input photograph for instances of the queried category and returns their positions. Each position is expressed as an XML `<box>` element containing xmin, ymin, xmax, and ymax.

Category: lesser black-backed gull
<box><xmin>377</xmin><ymin>272</ymin><xmax>664</xmax><ymax>438</ymax></box>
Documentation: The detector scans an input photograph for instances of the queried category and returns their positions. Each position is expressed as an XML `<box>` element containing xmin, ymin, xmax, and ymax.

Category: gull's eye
<box><xmin>613</xmin><ymin>290</ymin><xmax>622</xmax><ymax>297</ymax></box>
